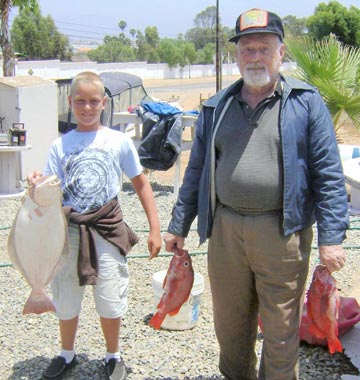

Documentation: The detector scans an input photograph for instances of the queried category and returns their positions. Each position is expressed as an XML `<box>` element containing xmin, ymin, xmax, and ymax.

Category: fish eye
<box><xmin>184</xmin><ymin>262</ymin><xmax>189</xmax><ymax>267</ymax></box>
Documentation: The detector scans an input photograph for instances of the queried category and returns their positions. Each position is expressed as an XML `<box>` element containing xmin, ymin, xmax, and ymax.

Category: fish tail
<box><xmin>149</xmin><ymin>312</ymin><xmax>165</xmax><ymax>330</ymax></box>
<box><xmin>328</xmin><ymin>337</ymin><xmax>343</xmax><ymax>354</ymax></box>
<box><xmin>22</xmin><ymin>290</ymin><xmax>56</xmax><ymax>315</ymax></box>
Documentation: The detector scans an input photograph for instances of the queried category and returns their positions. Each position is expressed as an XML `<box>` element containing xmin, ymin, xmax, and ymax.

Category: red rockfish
<box><xmin>306</xmin><ymin>265</ymin><xmax>343</xmax><ymax>354</ymax></box>
<box><xmin>149</xmin><ymin>246</ymin><xmax>194</xmax><ymax>329</ymax></box>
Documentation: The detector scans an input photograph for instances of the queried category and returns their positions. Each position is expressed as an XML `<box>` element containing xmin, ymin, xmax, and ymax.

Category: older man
<box><xmin>164</xmin><ymin>8</ymin><xmax>349</xmax><ymax>380</ymax></box>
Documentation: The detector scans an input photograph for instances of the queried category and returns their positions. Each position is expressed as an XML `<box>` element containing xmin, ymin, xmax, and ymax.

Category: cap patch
<box><xmin>240</xmin><ymin>9</ymin><xmax>268</xmax><ymax>31</ymax></box>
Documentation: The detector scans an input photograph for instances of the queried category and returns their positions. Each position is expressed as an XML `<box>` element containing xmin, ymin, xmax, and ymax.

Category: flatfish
<box><xmin>7</xmin><ymin>174</ymin><xmax>69</xmax><ymax>314</ymax></box>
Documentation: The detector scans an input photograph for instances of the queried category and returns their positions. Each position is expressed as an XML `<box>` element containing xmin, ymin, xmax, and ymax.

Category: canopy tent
<box><xmin>56</xmin><ymin>71</ymin><xmax>151</xmax><ymax>134</ymax></box>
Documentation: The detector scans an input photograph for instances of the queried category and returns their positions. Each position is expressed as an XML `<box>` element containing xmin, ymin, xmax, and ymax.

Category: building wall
<box><xmin>3</xmin><ymin>59</ymin><xmax>240</xmax><ymax>81</ymax></box>
<box><xmin>0</xmin><ymin>76</ymin><xmax>58</xmax><ymax>178</ymax></box>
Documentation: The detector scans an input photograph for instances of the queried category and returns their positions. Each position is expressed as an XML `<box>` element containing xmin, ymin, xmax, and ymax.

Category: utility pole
<box><xmin>215</xmin><ymin>0</ymin><xmax>222</xmax><ymax>92</ymax></box>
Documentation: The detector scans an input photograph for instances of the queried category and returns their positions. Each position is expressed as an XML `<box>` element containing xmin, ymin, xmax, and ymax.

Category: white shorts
<box><xmin>51</xmin><ymin>224</ymin><xmax>129</xmax><ymax>320</ymax></box>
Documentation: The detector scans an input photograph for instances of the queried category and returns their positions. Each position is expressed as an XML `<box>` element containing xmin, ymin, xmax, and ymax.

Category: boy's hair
<box><xmin>70</xmin><ymin>71</ymin><xmax>105</xmax><ymax>97</ymax></box>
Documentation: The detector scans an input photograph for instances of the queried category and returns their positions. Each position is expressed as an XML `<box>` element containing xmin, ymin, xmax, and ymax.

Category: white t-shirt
<box><xmin>44</xmin><ymin>127</ymin><xmax>142</xmax><ymax>213</ymax></box>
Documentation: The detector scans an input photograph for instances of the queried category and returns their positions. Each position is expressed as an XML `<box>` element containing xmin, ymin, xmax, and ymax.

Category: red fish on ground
<box><xmin>149</xmin><ymin>246</ymin><xmax>194</xmax><ymax>329</ymax></box>
<box><xmin>306</xmin><ymin>264</ymin><xmax>343</xmax><ymax>354</ymax></box>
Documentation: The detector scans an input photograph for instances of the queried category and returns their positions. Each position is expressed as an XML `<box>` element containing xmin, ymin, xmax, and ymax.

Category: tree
<box><xmin>158</xmin><ymin>38</ymin><xmax>179</xmax><ymax>67</ymax></box>
<box><xmin>286</xmin><ymin>34</ymin><xmax>360</xmax><ymax>140</ymax></box>
<box><xmin>306</xmin><ymin>1</ymin><xmax>360</xmax><ymax>47</ymax></box>
<box><xmin>282</xmin><ymin>15</ymin><xmax>307</xmax><ymax>37</ymax></box>
<box><xmin>131</xmin><ymin>27</ymin><xmax>160</xmax><ymax>63</ymax></box>
<box><xmin>182</xmin><ymin>41</ymin><xmax>197</xmax><ymax>67</ymax></box>
<box><xmin>194</xmin><ymin>6</ymin><xmax>217</xmax><ymax>29</ymax></box>
<box><xmin>181</xmin><ymin>41</ymin><xmax>197</xmax><ymax>77</ymax></box>
<box><xmin>118</xmin><ymin>20</ymin><xmax>126</xmax><ymax>33</ymax></box>
<box><xmin>158</xmin><ymin>38</ymin><xmax>196</xmax><ymax>71</ymax></box>
<box><xmin>185</xmin><ymin>27</ymin><xmax>215</xmax><ymax>50</ymax></box>
<box><xmin>185</xmin><ymin>6</ymin><xmax>218</xmax><ymax>50</ymax></box>
<box><xmin>11</xmin><ymin>6</ymin><xmax>72</xmax><ymax>60</ymax></box>
<box><xmin>184</xmin><ymin>4</ymin><xmax>234</xmax><ymax>65</ymax></box>
<box><xmin>88</xmin><ymin>35</ymin><xmax>135</xmax><ymax>63</ymax></box>
<box><xmin>0</xmin><ymin>0</ymin><xmax>37</xmax><ymax>76</ymax></box>
<box><xmin>144</xmin><ymin>26</ymin><xmax>159</xmax><ymax>48</ymax></box>
<box><xmin>196</xmin><ymin>43</ymin><xmax>216</xmax><ymax>64</ymax></box>
<box><xmin>134</xmin><ymin>30</ymin><xmax>148</xmax><ymax>61</ymax></box>
<box><xmin>129</xmin><ymin>28</ymin><xmax>136</xmax><ymax>47</ymax></box>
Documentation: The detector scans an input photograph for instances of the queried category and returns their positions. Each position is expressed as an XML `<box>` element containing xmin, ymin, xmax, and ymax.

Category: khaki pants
<box><xmin>208</xmin><ymin>205</ymin><xmax>313</xmax><ymax>380</ymax></box>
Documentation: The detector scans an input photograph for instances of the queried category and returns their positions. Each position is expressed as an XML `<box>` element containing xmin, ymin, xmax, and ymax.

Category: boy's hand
<box><xmin>26</xmin><ymin>170</ymin><xmax>42</xmax><ymax>198</ymax></box>
<box><xmin>148</xmin><ymin>230</ymin><xmax>162</xmax><ymax>260</ymax></box>
<box><xmin>27</xmin><ymin>170</ymin><xmax>42</xmax><ymax>187</ymax></box>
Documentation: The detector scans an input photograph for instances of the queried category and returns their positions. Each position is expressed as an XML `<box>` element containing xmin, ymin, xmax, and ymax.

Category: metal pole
<box><xmin>216</xmin><ymin>0</ymin><xmax>222</xmax><ymax>92</ymax></box>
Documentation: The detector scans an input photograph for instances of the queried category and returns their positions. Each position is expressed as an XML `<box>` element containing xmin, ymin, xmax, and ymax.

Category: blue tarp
<box><xmin>142</xmin><ymin>101</ymin><xmax>182</xmax><ymax>116</ymax></box>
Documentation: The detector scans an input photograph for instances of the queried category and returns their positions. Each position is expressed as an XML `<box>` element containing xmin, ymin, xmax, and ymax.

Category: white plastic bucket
<box><xmin>342</xmin><ymin>156</ymin><xmax>360</xmax><ymax>215</ymax></box>
<box><xmin>152</xmin><ymin>270</ymin><xmax>204</xmax><ymax>330</ymax></box>
<box><xmin>339</xmin><ymin>144</ymin><xmax>360</xmax><ymax>162</ymax></box>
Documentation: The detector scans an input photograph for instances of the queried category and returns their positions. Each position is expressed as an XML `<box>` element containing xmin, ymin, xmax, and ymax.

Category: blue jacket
<box><xmin>168</xmin><ymin>75</ymin><xmax>349</xmax><ymax>246</ymax></box>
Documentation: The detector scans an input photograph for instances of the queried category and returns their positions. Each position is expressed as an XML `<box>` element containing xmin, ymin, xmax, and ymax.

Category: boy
<box><xmin>28</xmin><ymin>71</ymin><xmax>162</xmax><ymax>380</ymax></box>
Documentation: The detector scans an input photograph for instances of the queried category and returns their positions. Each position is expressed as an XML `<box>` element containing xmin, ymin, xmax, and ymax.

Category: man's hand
<box><xmin>319</xmin><ymin>245</ymin><xmax>346</xmax><ymax>272</ymax></box>
<box><xmin>163</xmin><ymin>232</ymin><xmax>185</xmax><ymax>252</ymax></box>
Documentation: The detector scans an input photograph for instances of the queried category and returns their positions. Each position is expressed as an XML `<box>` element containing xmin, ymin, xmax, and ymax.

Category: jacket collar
<box><xmin>203</xmin><ymin>73</ymin><xmax>315</xmax><ymax>111</ymax></box>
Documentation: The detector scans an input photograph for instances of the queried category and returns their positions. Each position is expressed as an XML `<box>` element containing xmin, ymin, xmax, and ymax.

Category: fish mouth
<box><xmin>31</xmin><ymin>175</ymin><xmax>61</xmax><ymax>207</ymax></box>
<box><xmin>35</xmin><ymin>174</ymin><xmax>60</xmax><ymax>188</ymax></box>
<box><xmin>316</xmin><ymin>264</ymin><xmax>329</xmax><ymax>270</ymax></box>
<box><xmin>174</xmin><ymin>246</ymin><xmax>185</xmax><ymax>256</ymax></box>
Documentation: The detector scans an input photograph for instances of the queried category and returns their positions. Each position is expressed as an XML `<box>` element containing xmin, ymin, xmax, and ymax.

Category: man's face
<box><xmin>236</xmin><ymin>33</ymin><xmax>285</xmax><ymax>89</ymax></box>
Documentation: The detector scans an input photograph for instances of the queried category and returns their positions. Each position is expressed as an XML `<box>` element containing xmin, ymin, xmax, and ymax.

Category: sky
<box><xmin>9</xmin><ymin>0</ymin><xmax>360</xmax><ymax>43</ymax></box>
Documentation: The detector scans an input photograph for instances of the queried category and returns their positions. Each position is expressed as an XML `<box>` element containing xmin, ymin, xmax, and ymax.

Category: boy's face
<box><xmin>68</xmin><ymin>82</ymin><xmax>106</xmax><ymax>131</ymax></box>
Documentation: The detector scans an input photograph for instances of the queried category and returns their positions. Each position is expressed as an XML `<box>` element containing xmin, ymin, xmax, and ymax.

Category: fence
<box><xmin>0</xmin><ymin>59</ymin><xmax>239</xmax><ymax>81</ymax></box>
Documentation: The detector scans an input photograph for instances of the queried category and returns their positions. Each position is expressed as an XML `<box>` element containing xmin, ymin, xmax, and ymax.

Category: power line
<box><xmin>54</xmin><ymin>20</ymin><xmax>120</xmax><ymax>33</ymax></box>
<box><xmin>9</xmin><ymin>15</ymin><xmax>208</xmax><ymax>44</ymax></box>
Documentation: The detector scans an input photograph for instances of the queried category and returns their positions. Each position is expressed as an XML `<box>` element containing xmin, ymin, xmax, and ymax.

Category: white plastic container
<box><xmin>342</xmin><ymin>157</ymin><xmax>360</xmax><ymax>215</ymax></box>
<box><xmin>338</xmin><ymin>144</ymin><xmax>360</xmax><ymax>162</ymax></box>
<box><xmin>152</xmin><ymin>270</ymin><xmax>204</xmax><ymax>330</ymax></box>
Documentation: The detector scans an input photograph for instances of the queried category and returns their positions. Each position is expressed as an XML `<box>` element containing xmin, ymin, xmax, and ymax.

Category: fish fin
<box><xmin>22</xmin><ymin>289</ymin><xmax>56</xmax><ymax>315</ymax></box>
<box><xmin>157</xmin><ymin>298</ymin><xmax>165</xmax><ymax>310</ymax></box>
<box><xmin>328</xmin><ymin>337</ymin><xmax>343</xmax><ymax>354</ymax></box>
<box><xmin>167</xmin><ymin>293</ymin><xmax>191</xmax><ymax>317</ymax></box>
<box><xmin>168</xmin><ymin>305</ymin><xmax>182</xmax><ymax>316</ymax></box>
<box><xmin>308</xmin><ymin>324</ymin><xmax>326</xmax><ymax>340</ymax></box>
<box><xmin>149</xmin><ymin>312</ymin><xmax>165</xmax><ymax>330</ymax></box>
<box><xmin>162</xmin><ymin>276</ymin><xmax>166</xmax><ymax>289</ymax></box>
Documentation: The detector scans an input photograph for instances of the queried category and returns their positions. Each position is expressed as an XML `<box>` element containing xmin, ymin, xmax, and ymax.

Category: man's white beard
<box><xmin>243</xmin><ymin>66</ymin><xmax>271</xmax><ymax>88</ymax></box>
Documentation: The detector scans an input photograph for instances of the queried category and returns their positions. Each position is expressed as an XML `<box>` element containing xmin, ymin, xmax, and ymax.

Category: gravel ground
<box><xmin>0</xmin><ymin>180</ymin><xmax>360</xmax><ymax>380</ymax></box>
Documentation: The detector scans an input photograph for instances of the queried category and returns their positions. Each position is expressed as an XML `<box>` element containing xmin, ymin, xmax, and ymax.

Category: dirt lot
<box><xmin>141</xmin><ymin>76</ymin><xmax>360</xmax><ymax>186</ymax></box>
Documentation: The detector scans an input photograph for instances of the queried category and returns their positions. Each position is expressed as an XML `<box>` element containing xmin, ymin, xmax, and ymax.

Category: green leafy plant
<box><xmin>286</xmin><ymin>34</ymin><xmax>360</xmax><ymax>139</ymax></box>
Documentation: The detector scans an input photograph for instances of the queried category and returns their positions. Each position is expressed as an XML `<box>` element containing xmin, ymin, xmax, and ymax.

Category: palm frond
<box><xmin>285</xmin><ymin>34</ymin><xmax>360</xmax><ymax>135</ymax></box>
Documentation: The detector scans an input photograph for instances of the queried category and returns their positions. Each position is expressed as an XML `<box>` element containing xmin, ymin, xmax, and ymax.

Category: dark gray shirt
<box><xmin>215</xmin><ymin>84</ymin><xmax>283</xmax><ymax>213</ymax></box>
